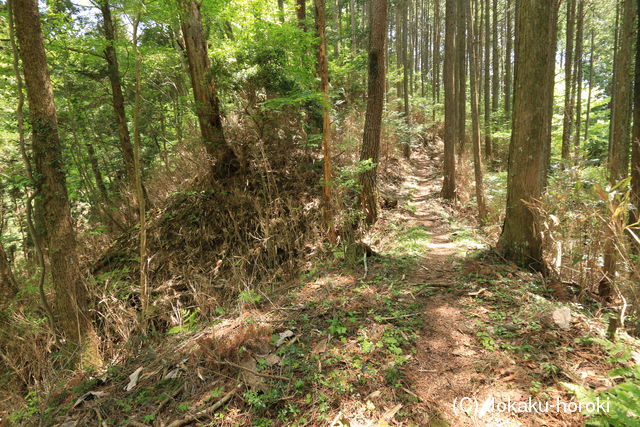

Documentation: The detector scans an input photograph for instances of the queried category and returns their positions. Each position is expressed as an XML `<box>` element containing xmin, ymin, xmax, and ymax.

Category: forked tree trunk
<box><xmin>601</xmin><ymin>0</ymin><xmax>637</xmax><ymax>298</ymax></box>
<box><xmin>13</xmin><ymin>0</ymin><xmax>101</xmax><ymax>368</ymax></box>
<box><xmin>99</xmin><ymin>1</ymin><xmax>136</xmax><ymax>190</ymax></box>
<box><xmin>359</xmin><ymin>0</ymin><xmax>388</xmax><ymax>225</ymax></box>
<box><xmin>467</xmin><ymin>0</ymin><xmax>487</xmax><ymax>221</ymax></box>
<box><xmin>178</xmin><ymin>0</ymin><xmax>239</xmax><ymax>179</ymax></box>
<box><xmin>442</xmin><ymin>0</ymin><xmax>457</xmax><ymax>200</ymax></box>
<box><xmin>497</xmin><ymin>0</ymin><xmax>558</xmax><ymax>272</ymax></box>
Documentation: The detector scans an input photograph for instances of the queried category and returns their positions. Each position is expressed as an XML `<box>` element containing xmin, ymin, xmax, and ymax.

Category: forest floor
<box><xmin>27</xmin><ymin>146</ymin><xmax>626</xmax><ymax>426</ymax></box>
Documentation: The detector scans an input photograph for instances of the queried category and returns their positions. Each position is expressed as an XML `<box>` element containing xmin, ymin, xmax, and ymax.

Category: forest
<box><xmin>0</xmin><ymin>0</ymin><xmax>639</xmax><ymax>424</ymax></box>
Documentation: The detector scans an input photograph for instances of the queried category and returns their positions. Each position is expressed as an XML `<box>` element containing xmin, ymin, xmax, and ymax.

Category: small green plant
<box><xmin>239</xmin><ymin>289</ymin><xmax>262</xmax><ymax>304</ymax></box>
<box><xmin>328</xmin><ymin>317</ymin><xmax>347</xmax><ymax>336</ymax></box>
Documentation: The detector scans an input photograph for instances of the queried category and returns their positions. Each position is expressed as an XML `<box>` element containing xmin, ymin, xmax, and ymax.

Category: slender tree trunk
<box><xmin>541</xmin><ymin>0</ymin><xmax>560</xmax><ymax>188</ymax></box>
<box><xmin>455</xmin><ymin>0</ymin><xmax>467</xmax><ymax>159</ymax></box>
<box><xmin>13</xmin><ymin>0</ymin><xmax>101</xmax><ymax>367</ymax></box>
<box><xmin>504</xmin><ymin>0</ymin><xmax>512</xmax><ymax>116</ymax></box>
<box><xmin>573</xmin><ymin>0</ymin><xmax>585</xmax><ymax>159</ymax></box>
<box><xmin>131</xmin><ymin>18</ymin><xmax>149</xmax><ymax>324</ymax></box>
<box><xmin>467</xmin><ymin>0</ymin><xmax>487</xmax><ymax>221</ymax></box>
<box><xmin>497</xmin><ymin>0</ymin><xmax>559</xmax><ymax>273</ymax></box>
<box><xmin>359</xmin><ymin>0</ymin><xmax>387</xmax><ymax>225</ymax></box>
<box><xmin>278</xmin><ymin>0</ymin><xmax>285</xmax><ymax>22</ymax></box>
<box><xmin>584</xmin><ymin>30</ymin><xmax>594</xmax><ymax>146</ymax></box>
<box><xmin>483</xmin><ymin>0</ymin><xmax>492</xmax><ymax>159</ymax></box>
<box><xmin>179</xmin><ymin>0</ymin><xmax>239</xmax><ymax>179</ymax></box>
<box><xmin>350</xmin><ymin>0</ymin><xmax>357</xmax><ymax>54</ymax></box>
<box><xmin>601</xmin><ymin>0</ymin><xmax>637</xmax><ymax>299</ymax></box>
<box><xmin>99</xmin><ymin>1</ymin><xmax>136</xmax><ymax>190</ymax></box>
<box><xmin>561</xmin><ymin>0</ymin><xmax>577</xmax><ymax>161</ymax></box>
<box><xmin>396</xmin><ymin>6</ymin><xmax>403</xmax><ymax>100</ymax></box>
<box><xmin>315</xmin><ymin>0</ymin><xmax>336</xmax><ymax>242</ymax></box>
<box><xmin>442</xmin><ymin>0</ymin><xmax>457</xmax><ymax>200</ymax></box>
<box><xmin>491</xmin><ymin>0</ymin><xmax>499</xmax><ymax>113</ymax></box>
<box><xmin>0</xmin><ymin>241</ymin><xmax>18</xmax><ymax>305</ymax></box>
<box><xmin>334</xmin><ymin>0</ymin><xmax>341</xmax><ymax>56</ymax></box>
<box><xmin>433</xmin><ymin>0</ymin><xmax>441</xmax><ymax>102</ymax></box>
<box><xmin>402</xmin><ymin>0</ymin><xmax>411</xmax><ymax>159</ymax></box>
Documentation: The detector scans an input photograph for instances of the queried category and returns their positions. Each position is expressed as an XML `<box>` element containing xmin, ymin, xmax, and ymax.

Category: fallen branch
<box><xmin>217</xmin><ymin>360</ymin><xmax>292</xmax><ymax>382</ymax></box>
<box><xmin>165</xmin><ymin>385</ymin><xmax>239</xmax><ymax>427</ymax></box>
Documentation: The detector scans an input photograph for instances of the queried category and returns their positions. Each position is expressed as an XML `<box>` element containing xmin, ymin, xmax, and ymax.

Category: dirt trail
<box><xmin>392</xmin><ymin>149</ymin><xmax>574</xmax><ymax>426</ymax></box>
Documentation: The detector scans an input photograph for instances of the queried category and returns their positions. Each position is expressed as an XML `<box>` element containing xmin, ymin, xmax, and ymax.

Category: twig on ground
<box><xmin>217</xmin><ymin>360</ymin><xmax>292</xmax><ymax>382</ymax></box>
<box><xmin>165</xmin><ymin>385</ymin><xmax>239</xmax><ymax>427</ymax></box>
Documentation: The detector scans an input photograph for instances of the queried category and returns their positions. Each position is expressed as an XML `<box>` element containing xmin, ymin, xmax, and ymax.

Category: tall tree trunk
<box><xmin>442</xmin><ymin>0</ymin><xmax>457</xmax><ymax>200</ymax></box>
<box><xmin>13</xmin><ymin>0</ymin><xmax>101</xmax><ymax>368</ymax></box>
<box><xmin>359</xmin><ymin>0</ymin><xmax>388</xmax><ymax>225</ymax></box>
<box><xmin>542</xmin><ymin>0</ymin><xmax>560</xmax><ymax>188</ymax></box>
<box><xmin>504</xmin><ymin>0</ymin><xmax>512</xmax><ymax>116</ymax></box>
<box><xmin>433</xmin><ymin>0</ymin><xmax>441</xmax><ymax>102</ymax></box>
<box><xmin>483</xmin><ymin>0</ymin><xmax>492</xmax><ymax>159</ymax></box>
<box><xmin>278</xmin><ymin>0</ymin><xmax>285</xmax><ymax>22</ymax></box>
<box><xmin>491</xmin><ymin>0</ymin><xmax>499</xmax><ymax>113</ymax></box>
<box><xmin>561</xmin><ymin>0</ymin><xmax>577</xmax><ymax>161</ymax></box>
<box><xmin>402</xmin><ymin>0</ymin><xmax>411</xmax><ymax>159</ymax></box>
<box><xmin>467</xmin><ymin>0</ymin><xmax>487</xmax><ymax>221</ymax></box>
<box><xmin>632</xmin><ymin>1</ymin><xmax>640</xmax><ymax>234</ymax></box>
<box><xmin>350</xmin><ymin>0</ymin><xmax>357</xmax><ymax>54</ymax></box>
<box><xmin>315</xmin><ymin>0</ymin><xmax>336</xmax><ymax>242</ymax></box>
<box><xmin>132</xmin><ymin>18</ymin><xmax>149</xmax><ymax>323</ymax></box>
<box><xmin>573</xmin><ymin>0</ymin><xmax>585</xmax><ymax>159</ymax></box>
<box><xmin>497</xmin><ymin>0</ymin><xmax>559</xmax><ymax>272</ymax></box>
<box><xmin>178</xmin><ymin>0</ymin><xmax>239</xmax><ymax>179</ymax></box>
<box><xmin>396</xmin><ymin>6</ymin><xmax>403</xmax><ymax>100</ymax></box>
<box><xmin>584</xmin><ymin>30</ymin><xmax>594</xmax><ymax>146</ymax></box>
<box><xmin>99</xmin><ymin>1</ymin><xmax>136</xmax><ymax>191</ymax></box>
<box><xmin>334</xmin><ymin>0</ymin><xmax>341</xmax><ymax>56</ymax></box>
<box><xmin>455</xmin><ymin>0</ymin><xmax>467</xmax><ymax>158</ymax></box>
<box><xmin>297</xmin><ymin>0</ymin><xmax>307</xmax><ymax>30</ymax></box>
<box><xmin>601</xmin><ymin>0</ymin><xmax>637</xmax><ymax>299</ymax></box>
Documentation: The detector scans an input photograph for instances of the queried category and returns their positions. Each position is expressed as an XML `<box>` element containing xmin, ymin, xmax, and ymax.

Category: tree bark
<box><xmin>402</xmin><ymin>0</ymin><xmax>411</xmax><ymax>159</ymax></box>
<box><xmin>433</xmin><ymin>0</ymin><xmax>441</xmax><ymax>102</ymax></box>
<box><xmin>632</xmin><ymin>0</ymin><xmax>640</xmax><ymax>234</ymax></box>
<box><xmin>99</xmin><ymin>0</ymin><xmax>136</xmax><ymax>190</ymax></box>
<box><xmin>442</xmin><ymin>0</ymin><xmax>457</xmax><ymax>200</ymax></box>
<box><xmin>467</xmin><ymin>0</ymin><xmax>487</xmax><ymax>221</ymax></box>
<box><xmin>491</xmin><ymin>0</ymin><xmax>499</xmax><ymax>113</ymax></box>
<box><xmin>601</xmin><ymin>0</ymin><xmax>637</xmax><ymax>298</ymax></box>
<box><xmin>178</xmin><ymin>0</ymin><xmax>239</xmax><ymax>179</ymax></box>
<box><xmin>455</xmin><ymin>0</ymin><xmax>466</xmax><ymax>158</ymax></box>
<box><xmin>13</xmin><ymin>0</ymin><xmax>101</xmax><ymax>367</ymax></box>
<box><xmin>573</xmin><ymin>0</ymin><xmax>585</xmax><ymax>159</ymax></box>
<box><xmin>359</xmin><ymin>0</ymin><xmax>388</xmax><ymax>225</ymax></box>
<box><xmin>584</xmin><ymin>30</ymin><xmax>594</xmax><ymax>146</ymax></box>
<box><xmin>483</xmin><ymin>0</ymin><xmax>492</xmax><ymax>159</ymax></box>
<box><xmin>497</xmin><ymin>0</ymin><xmax>559</xmax><ymax>272</ymax></box>
<box><xmin>504</xmin><ymin>0</ymin><xmax>512</xmax><ymax>116</ymax></box>
<box><xmin>297</xmin><ymin>0</ymin><xmax>307</xmax><ymax>30</ymax></box>
<box><xmin>315</xmin><ymin>0</ymin><xmax>336</xmax><ymax>242</ymax></box>
<box><xmin>561</xmin><ymin>0</ymin><xmax>576</xmax><ymax>161</ymax></box>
